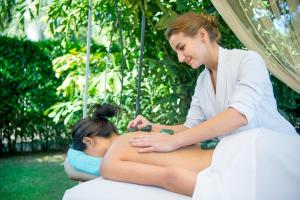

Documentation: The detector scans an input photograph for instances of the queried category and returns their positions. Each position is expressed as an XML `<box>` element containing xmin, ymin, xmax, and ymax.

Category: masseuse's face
<box><xmin>169</xmin><ymin>30</ymin><xmax>208</xmax><ymax>69</ymax></box>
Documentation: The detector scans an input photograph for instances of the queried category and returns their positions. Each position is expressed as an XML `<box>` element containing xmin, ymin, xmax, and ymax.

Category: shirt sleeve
<box><xmin>228</xmin><ymin>51</ymin><xmax>270</xmax><ymax>123</ymax></box>
<box><xmin>184</xmin><ymin>75</ymin><xmax>207</xmax><ymax>128</ymax></box>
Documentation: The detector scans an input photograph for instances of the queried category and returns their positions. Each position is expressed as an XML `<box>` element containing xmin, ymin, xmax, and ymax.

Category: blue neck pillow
<box><xmin>67</xmin><ymin>148</ymin><xmax>102</xmax><ymax>176</ymax></box>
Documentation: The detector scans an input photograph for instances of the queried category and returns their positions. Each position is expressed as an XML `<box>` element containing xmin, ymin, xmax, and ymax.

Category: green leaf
<box><xmin>154</xmin><ymin>11</ymin><xmax>178</xmax><ymax>30</ymax></box>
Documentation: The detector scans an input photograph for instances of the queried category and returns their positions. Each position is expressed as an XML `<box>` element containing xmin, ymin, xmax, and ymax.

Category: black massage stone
<box><xmin>140</xmin><ymin>125</ymin><xmax>152</xmax><ymax>132</ymax></box>
<box><xmin>127</xmin><ymin>127</ymin><xmax>138</xmax><ymax>132</ymax></box>
<box><xmin>200</xmin><ymin>139</ymin><xmax>219</xmax><ymax>150</ymax></box>
<box><xmin>160</xmin><ymin>129</ymin><xmax>174</xmax><ymax>135</ymax></box>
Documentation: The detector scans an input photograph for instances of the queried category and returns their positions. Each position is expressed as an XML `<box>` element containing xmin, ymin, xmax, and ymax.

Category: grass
<box><xmin>0</xmin><ymin>152</ymin><xmax>77</xmax><ymax>200</ymax></box>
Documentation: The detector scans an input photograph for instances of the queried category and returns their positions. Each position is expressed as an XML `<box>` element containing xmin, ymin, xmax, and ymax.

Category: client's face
<box><xmin>84</xmin><ymin>135</ymin><xmax>117</xmax><ymax>157</ymax></box>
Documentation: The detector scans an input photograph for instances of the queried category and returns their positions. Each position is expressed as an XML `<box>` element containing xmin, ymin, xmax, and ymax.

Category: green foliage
<box><xmin>43</xmin><ymin>0</ymin><xmax>299</xmax><ymax>134</ymax></box>
<box><xmin>0</xmin><ymin>0</ymin><xmax>40</xmax><ymax>34</ymax></box>
<box><xmin>0</xmin><ymin>36</ymin><xmax>69</xmax><ymax>154</ymax></box>
<box><xmin>42</xmin><ymin>0</ymin><xmax>246</xmax><ymax>134</ymax></box>
<box><xmin>44</xmin><ymin>46</ymin><xmax>124</xmax><ymax>126</ymax></box>
<box><xmin>271</xmin><ymin>76</ymin><xmax>300</xmax><ymax>130</ymax></box>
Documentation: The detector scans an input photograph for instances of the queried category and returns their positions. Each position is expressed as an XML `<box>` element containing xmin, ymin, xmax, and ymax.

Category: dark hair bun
<box><xmin>91</xmin><ymin>103</ymin><xmax>118</xmax><ymax>120</ymax></box>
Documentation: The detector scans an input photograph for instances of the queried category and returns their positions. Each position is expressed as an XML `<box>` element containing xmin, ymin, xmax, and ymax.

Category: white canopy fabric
<box><xmin>211</xmin><ymin>0</ymin><xmax>300</xmax><ymax>93</ymax></box>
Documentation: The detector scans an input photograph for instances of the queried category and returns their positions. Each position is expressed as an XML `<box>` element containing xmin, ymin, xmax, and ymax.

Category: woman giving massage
<box><xmin>69</xmin><ymin>11</ymin><xmax>298</xmax><ymax>199</ymax></box>
<box><xmin>72</xmin><ymin>103</ymin><xmax>213</xmax><ymax>196</ymax></box>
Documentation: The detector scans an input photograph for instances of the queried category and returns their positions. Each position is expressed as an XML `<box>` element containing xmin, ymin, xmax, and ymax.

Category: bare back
<box><xmin>105</xmin><ymin>132</ymin><xmax>214</xmax><ymax>172</ymax></box>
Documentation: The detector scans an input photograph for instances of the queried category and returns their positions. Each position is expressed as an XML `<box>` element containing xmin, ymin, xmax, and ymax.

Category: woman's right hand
<box><xmin>127</xmin><ymin>115</ymin><xmax>152</xmax><ymax>129</ymax></box>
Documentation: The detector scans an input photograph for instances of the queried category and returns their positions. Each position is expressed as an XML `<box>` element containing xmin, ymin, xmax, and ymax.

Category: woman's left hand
<box><xmin>129</xmin><ymin>133</ymin><xmax>179</xmax><ymax>153</ymax></box>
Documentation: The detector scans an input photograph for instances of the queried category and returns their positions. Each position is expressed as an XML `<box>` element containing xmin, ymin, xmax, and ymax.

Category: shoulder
<box><xmin>235</xmin><ymin>50</ymin><xmax>269</xmax><ymax>81</ymax></box>
<box><xmin>226</xmin><ymin>48</ymin><xmax>267</xmax><ymax>71</ymax></box>
<box><xmin>240</xmin><ymin>50</ymin><xmax>267</xmax><ymax>72</ymax></box>
<box><xmin>231</xmin><ymin>49</ymin><xmax>265</xmax><ymax>64</ymax></box>
<box><xmin>106</xmin><ymin>132</ymin><xmax>146</xmax><ymax>155</ymax></box>
<box><xmin>223</xmin><ymin>48</ymin><xmax>264</xmax><ymax>61</ymax></box>
<box><xmin>220</xmin><ymin>48</ymin><xmax>269</xmax><ymax>84</ymax></box>
<box><xmin>243</xmin><ymin>50</ymin><xmax>265</xmax><ymax>63</ymax></box>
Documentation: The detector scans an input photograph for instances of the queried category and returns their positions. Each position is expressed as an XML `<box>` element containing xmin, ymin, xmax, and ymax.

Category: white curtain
<box><xmin>211</xmin><ymin>0</ymin><xmax>300</xmax><ymax>93</ymax></box>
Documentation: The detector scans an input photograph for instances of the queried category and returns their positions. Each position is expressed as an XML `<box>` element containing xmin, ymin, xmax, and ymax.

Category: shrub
<box><xmin>0</xmin><ymin>36</ymin><xmax>69</xmax><ymax>154</ymax></box>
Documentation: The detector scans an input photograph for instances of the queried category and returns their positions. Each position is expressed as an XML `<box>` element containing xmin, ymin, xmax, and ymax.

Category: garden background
<box><xmin>0</xmin><ymin>0</ymin><xmax>299</xmax><ymax>199</ymax></box>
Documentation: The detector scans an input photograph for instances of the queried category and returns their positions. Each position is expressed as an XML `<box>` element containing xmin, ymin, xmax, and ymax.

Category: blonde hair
<box><xmin>165</xmin><ymin>12</ymin><xmax>221</xmax><ymax>42</ymax></box>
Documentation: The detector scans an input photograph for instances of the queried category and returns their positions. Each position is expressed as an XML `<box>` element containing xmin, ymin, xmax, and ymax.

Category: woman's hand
<box><xmin>129</xmin><ymin>132</ymin><xmax>179</xmax><ymax>153</ymax></box>
<box><xmin>127</xmin><ymin>115</ymin><xmax>152</xmax><ymax>129</ymax></box>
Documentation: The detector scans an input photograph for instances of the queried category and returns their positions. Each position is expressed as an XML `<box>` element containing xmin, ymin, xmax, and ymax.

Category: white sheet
<box><xmin>63</xmin><ymin>177</ymin><xmax>191</xmax><ymax>200</ymax></box>
<box><xmin>192</xmin><ymin>128</ymin><xmax>300</xmax><ymax>200</ymax></box>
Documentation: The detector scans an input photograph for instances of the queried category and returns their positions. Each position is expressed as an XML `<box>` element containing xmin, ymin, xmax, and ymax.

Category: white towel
<box><xmin>192</xmin><ymin>128</ymin><xmax>300</xmax><ymax>200</ymax></box>
<box><xmin>63</xmin><ymin>177</ymin><xmax>191</xmax><ymax>200</ymax></box>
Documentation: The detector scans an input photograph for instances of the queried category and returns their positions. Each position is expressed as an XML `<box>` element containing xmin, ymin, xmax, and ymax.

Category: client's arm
<box><xmin>101</xmin><ymin>159</ymin><xmax>196</xmax><ymax>196</ymax></box>
<box><xmin>100</xmin><ymin>133</ymin><xmax>202</xmax><ymax>196</ymax></box>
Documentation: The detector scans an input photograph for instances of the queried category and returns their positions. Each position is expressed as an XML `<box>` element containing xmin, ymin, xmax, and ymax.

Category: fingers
<box><xmin>127</xmin><ymin>121</ymin><xmax>133</xmax><ymax>129</ymax></box>
<box><xmin>137</xmin><ymin>146</ymin><xmax>156</xmax><ymax>153</ymax></box>
<box><xmin>129</xmin><ymin>136</ymin><xmax>152</xmax><ymax>146</ymax></box>
<box><xmin>127</xmin><ymin>120</ymin><xmax>135</xmax><ymax>129</ymax></box>
<box><xmin>130</xmin><ymin>141</ymin><xmax>152</xmax><ymax>148</ymax></box>
<box><xmin>135</xmin><ymin>115</ymin><xmax>146</xmax><ymax>127</ymax></box>
<box><xmin>127</xmin><ymin>119</ymin><xmax>138</xmax><ymax>129</ymax></box>
<box><xmin>137</xmin><ymin>124</ymin><xmax>145</xmax><ymax>130</ymax></box>
<box><xmin>129</xmin><ymin>135</ymin><xmax>156</xmax><ymax>153</ymax></box>
<box><xmin>128</xmin><ymin>115</ymin><xmax>141</xmax><ymax>128</ymax></box>
<box><xmin>127</xmin><ymin>115</ymin><xmax>149</xmax><ymax>129</ymax></box>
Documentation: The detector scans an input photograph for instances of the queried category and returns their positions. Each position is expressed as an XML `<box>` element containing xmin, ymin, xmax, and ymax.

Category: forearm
<box><xmin>101</xmin><ymin>159</ymin><xmax>167</xmax><ymax>187</ymax></box>
<box><xmin>175</xmin><ymin>108</ymin><xmax>247</xmax><ymax>147</ymax></box>
<box><xmin>101</xmin><ymin>159</ymin><xmax>196</xmax><ymax>196</ymax></box>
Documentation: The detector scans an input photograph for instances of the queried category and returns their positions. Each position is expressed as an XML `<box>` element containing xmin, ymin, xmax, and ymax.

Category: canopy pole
<box><xmin>136</xmin><ymin>14</ymin><xmax>146</xmax><ymax>117</ymax></box>
<box><xmin>83</xmin><ymin>0</ymin><xmax>92</xmax><ymax>118</ymax></box>
<box><xmin>114</xmin><ymin>0</ymin><xmax>126</xmax><ymax>125</ymax></box>
<box><xmin>104</xmin><ymin>28</ymin><xmax>115</xmax><ymax>101</ymax></box>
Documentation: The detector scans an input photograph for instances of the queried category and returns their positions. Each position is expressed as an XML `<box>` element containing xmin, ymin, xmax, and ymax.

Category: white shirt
<box><xmin>184</xmin><ymin>46</ymin><xmax>297</xmax><ymax>136</ymax></box>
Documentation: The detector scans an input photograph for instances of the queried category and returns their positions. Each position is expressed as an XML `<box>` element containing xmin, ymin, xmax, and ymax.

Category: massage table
<box><xmin>63</xmin><ymin>128</ymin><xmax>300</xmax><ymax>200</ymax></box>
<box><xmin>63</xmin><ymin>158</ymin><xmax>191</xmax><ymax>200</ymax></box>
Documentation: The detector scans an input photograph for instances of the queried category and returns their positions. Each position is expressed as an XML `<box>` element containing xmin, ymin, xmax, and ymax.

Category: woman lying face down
<box><xmin>71</xmin><ymin>104</ymin><xmax>214</xmax><ymax>196</ymax></box>
<box><xmin>71</xmin><ymin>103</ymin><xmax>119</xmax><ymax>158</ymax></box>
